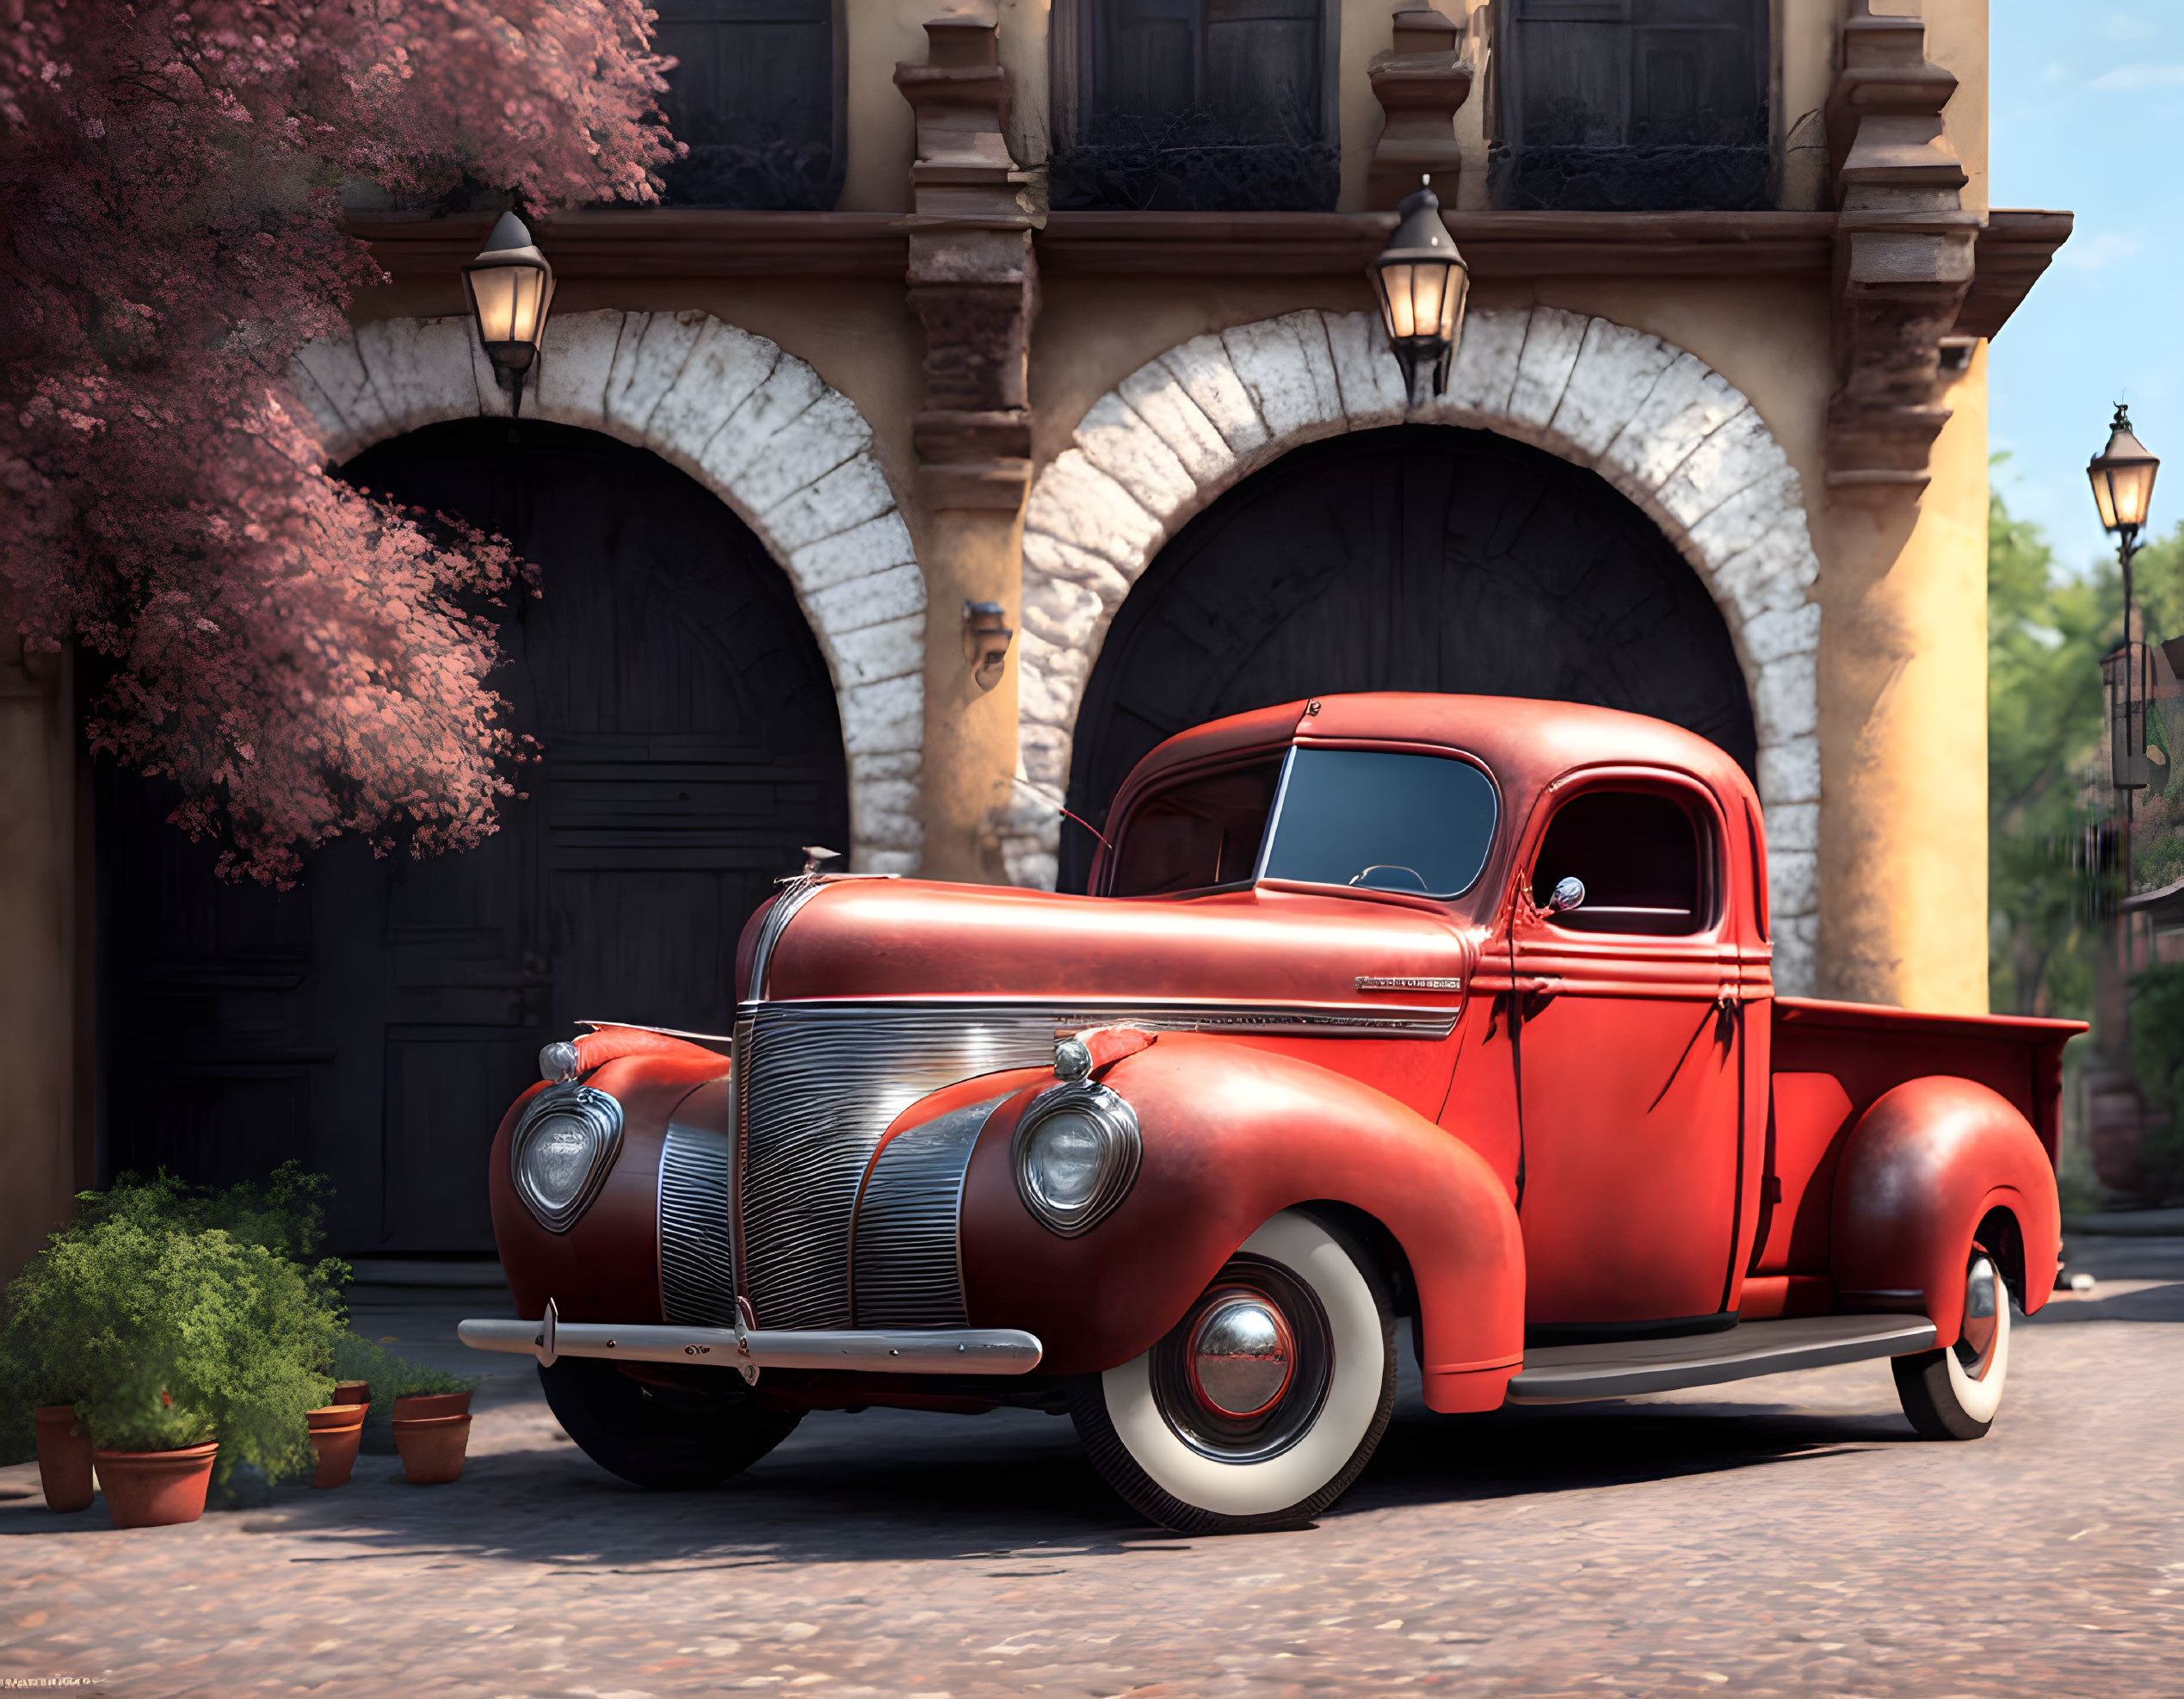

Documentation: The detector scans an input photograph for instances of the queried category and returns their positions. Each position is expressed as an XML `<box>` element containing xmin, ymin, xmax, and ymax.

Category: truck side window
<box><xmin>1531</xmin><ymin>790</ymin><xmax>1712</xmax><ymax>936</ymax></box>
<box><xmin>1110</xmin><ymin>759</ymin><xmax>1283</xmax><ymax>897</ymax></box>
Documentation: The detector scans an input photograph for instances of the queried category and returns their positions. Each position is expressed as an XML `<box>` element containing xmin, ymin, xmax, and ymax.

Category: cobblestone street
<box><xmin>3</xmin><ymin>1279</ymin><xmax>2178</xmax><ymax>1698</ymax></box>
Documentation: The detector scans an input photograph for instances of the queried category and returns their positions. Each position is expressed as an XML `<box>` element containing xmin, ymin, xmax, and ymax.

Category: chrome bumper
<box><xmin>458</xmin><ymin>1301</ymin><xmax>1043</xmax><ymax>1379</ymax></box>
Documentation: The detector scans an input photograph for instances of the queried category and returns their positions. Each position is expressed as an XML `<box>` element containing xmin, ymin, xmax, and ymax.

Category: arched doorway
<box><xmin>1059</xmin><ymin>423</ymin><xmax>1756</xmax><ymax>889</ymax></box>
<box><xmin>97</xmin><ymin>421</ymin><xmax>849</xmax><ymax>1251</ymax></box>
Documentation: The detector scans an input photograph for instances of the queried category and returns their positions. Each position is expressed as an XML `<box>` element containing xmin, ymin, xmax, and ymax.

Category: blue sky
<box><xmin>1989</xmin><ymin>0</ymin><xmax>2182</xmax><ymax>571</ymax></box>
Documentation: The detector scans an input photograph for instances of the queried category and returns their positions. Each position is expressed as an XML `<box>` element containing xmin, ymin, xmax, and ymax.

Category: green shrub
<box><xmin>331</xmin><ymin>1330</ymin><xmax>473</xmax><ymax>1425</ymax></box>
<box><xmin>1</xmin><ymin>1167</ymin><xmax>349</xmax><ymax>1484</ymax></box>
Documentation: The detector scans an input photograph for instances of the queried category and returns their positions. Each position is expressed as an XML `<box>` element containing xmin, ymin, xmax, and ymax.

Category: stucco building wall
<box><xmin>0</xmin><ymin>0</ymin><xmax>2046</xmax><ymax>1281</ymax></box>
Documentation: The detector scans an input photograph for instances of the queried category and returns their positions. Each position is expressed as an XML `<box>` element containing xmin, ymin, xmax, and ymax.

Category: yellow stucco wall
<box><xmin>1814</xmin><ymin>349</ymin><xmax>1991</xmax><ymax>1012</ymax></box>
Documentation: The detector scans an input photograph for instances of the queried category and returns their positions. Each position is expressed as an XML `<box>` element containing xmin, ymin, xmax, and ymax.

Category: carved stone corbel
<box><xmin>894</xmin><ymin>3</ymin><xmax>1043</xmax><ymax>511</ymax></box>
<box><xmin>1823</xmin><ymin>0</ymin><xmax>1979</xmax><ymax>496</ymax></box>
<box><xmin>1367</xmin><ymin>3</ymin><xmax>1476</xmax><ymax>211</ymax></box>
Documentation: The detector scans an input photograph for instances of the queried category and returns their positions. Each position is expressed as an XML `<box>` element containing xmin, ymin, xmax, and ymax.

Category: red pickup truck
<box><xmin>463</xmin><ymin>693</ymin><xmax>2079</xmax><ymax>1534</ymax></box>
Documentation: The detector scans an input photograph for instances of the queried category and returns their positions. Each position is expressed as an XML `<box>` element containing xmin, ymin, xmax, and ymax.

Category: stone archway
<box><xmin>289</xmin><ymin>310</ymin><xmax>922</xmax><ymax>875</ymax></box>
<box><xmin>1009</xmin><ymin>306</ymin><xmax>1821</xmax><ymax>992</ymax></box>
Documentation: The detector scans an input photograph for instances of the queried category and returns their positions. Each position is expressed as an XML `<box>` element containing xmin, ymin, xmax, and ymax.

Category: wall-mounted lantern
<box><xmin>964</xmin><ymin>601</ymin><xmax>1013</xmax><ymax>693</ymax></box>
<box><xmin>463</xmin><ymin>212</ymin><xmax>558</xmax><ymax>420</ymax></box>
<box><xmin>1367</xmin><ymin>176</ymin><xmax>1470</xmax><ymax>401</ymax></box>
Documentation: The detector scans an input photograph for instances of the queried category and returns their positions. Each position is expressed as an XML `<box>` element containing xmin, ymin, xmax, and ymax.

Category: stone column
<box><xmin>1367</xmin><ymin>3</ymin><xmax>1476</xmax><ymax>210</ymax></box>
<box><xmin>1814</xmin><ymin>0</ymin><xmax>1989</xmax><ymax>1012</ymax></box>
<box><xmin>1823</xmin><ymin>0</ymin><xmax>1978</xmax><ymax>496</ymax></box>
<box><xmin>895</xmin><ymin>3</ymin><xmax>1042</xmax><ymax>881</ymax></box>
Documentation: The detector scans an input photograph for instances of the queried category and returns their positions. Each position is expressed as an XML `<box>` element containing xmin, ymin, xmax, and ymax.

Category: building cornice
<box><xmin>347</xmin><ymin>205</ymin><xmax>2067</xmax><ymax>335</ymax></box>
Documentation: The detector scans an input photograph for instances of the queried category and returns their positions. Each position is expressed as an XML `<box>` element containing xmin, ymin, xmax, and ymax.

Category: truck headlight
<box><xmin>1012</xmin><ymin>1082</ymin><xmax>1141</xmax><ymax>1237</ymax></box>
<box><xmin>510</xmin><ymin>1084</ymin><xmax>624</xmax><ymax>1233</ymax></box>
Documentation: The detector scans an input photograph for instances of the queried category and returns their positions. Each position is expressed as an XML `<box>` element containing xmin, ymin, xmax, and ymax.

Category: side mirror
<box><xmin>1547</xmin><ymin>875</ymin><xmax>1586</xmax><ymax>914</ymax></box>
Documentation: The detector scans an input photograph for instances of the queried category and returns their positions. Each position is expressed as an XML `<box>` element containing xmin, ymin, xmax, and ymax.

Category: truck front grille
<box><xmin>736</xmin><ymin>1002</ymin><xmax>1056</xmax><ymax>1329</ymax></box>
<box><xmin>731</xmin><ymin>995</ymin><xmax>1459</xmax><ymax>1331</ymax></box>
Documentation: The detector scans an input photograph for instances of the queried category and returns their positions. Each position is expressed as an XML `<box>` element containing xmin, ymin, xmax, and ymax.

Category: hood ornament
<box><xmin>793</xmin><ymin>845</ymin><xmax>842</xmax><ymax>880</ymax></box>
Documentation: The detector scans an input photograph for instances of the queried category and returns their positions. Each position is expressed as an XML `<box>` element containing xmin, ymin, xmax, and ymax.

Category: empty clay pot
<box><xmin>392</xmin><ymin>1412</ymin><xmax>471</xmax><ymax>1485</ymax></box>
<box><xmin>331</xmin><ymin>1381</ymin><xmax>371</xmax><ymax>1406</ymax></box>
<box><xmin>95</xmin><ymin>1440</ymin><xmax>220</xmax><ymax>1529</ymax></box>
<box><xmin>305</xmin><ymin>1404</ymin><xmax>368</xmax><ymax>1488</ymax></box>
<box><xmin>390</xmin><ymin>1390</ymin><xmax>472</xmax><ymax>1422</ymax></box>
<box><xmin>34</xmin><ymin>1406</ymin><xmax>95</xmax><ymax>1514</ymax></box>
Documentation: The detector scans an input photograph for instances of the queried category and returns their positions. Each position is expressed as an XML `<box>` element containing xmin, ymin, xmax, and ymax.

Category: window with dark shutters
<box><xmin>652</xmin><ymin>0</ymin><xmax>843</xmax><ymax>209</ymax></box>
<box><xmin>1490</xmin><ymin>0</ymin><xmax>1768</xmax><ymax>211</ymax></box>
<box><xmin>1051</xmin><ymin>0</ymin><xmax>1338</xmax><ymax>211</ymax></box>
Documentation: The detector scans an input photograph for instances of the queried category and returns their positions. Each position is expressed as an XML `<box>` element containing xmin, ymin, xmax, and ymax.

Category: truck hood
<box><xmin>751</xmin><ymin>877</ymin><xmax>1479</xmax><ymax>1010</ymax></box>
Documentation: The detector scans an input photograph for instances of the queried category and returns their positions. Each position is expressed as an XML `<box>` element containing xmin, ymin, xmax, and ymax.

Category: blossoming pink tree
<box><xmin>0</xmin><ymin>0</ymin><xmax>676</xmax><ymax>881</ymax></box>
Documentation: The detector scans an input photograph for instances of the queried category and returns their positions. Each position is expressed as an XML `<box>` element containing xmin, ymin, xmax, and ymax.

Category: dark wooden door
<box><xmin>1062</xmin><ymin>423</ymin><xmax>1755</xmax><ymax>889</ymax></box>
<box><xmin>99</xmin><ymin>420</ymin><xmax>848</xmax><ymax>1252</ymax></box>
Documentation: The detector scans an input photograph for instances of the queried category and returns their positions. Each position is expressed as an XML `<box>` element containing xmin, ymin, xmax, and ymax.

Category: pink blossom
<box><xmin>1</xmin><ymin>0</ymin><xmax>676</xmax><ymax>884</ymax></box>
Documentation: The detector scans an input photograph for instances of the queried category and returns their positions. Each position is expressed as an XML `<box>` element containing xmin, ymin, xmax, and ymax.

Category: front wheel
<box><xmin>540</xmin><ymin>1356</ymin><xmax>802</xmax><ymax>1489</ymax></box>
<box><xmin>1891</xmin><ymin>1251</ymin><xmax>2013</xmax><ymax>1440</ymax></box>
<box><xmin>1070</xmin><ymin>1209</ymin><xmax>1397</xmax><ymax>1534</ymax></box>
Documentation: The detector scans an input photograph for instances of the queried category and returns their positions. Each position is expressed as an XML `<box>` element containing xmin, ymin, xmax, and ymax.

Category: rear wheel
<box><xmin>1891</xmin><ymin>1251</ymin><xmax>2013</xmax><ymax>1441</ymax></box>
<box><xmin>1070</xmin><ymin>1209</ymin><xmax>1397</xmax><ymax>1534</ymax></box>
<box><xmin>540</xmin><ymin>1356</ymin><xmax>802</xmax><ymax>1489</ymax></box>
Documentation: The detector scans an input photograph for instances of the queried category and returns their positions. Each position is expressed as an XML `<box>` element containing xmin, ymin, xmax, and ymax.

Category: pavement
<box><xmin>3</xmin><ymin>1265</ymin><xmax>2178</xmax><ymax>1697</ymax></box>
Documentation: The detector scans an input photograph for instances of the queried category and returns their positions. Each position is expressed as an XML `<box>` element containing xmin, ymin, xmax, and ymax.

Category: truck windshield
<box><xmin>1258</xmin><ymin>748</ymin><xmax>1497</xmax><ymax>899</ymax></box>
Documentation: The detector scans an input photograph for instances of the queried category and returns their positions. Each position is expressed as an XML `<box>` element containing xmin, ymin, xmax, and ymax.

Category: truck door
<box><xmin>1506</xmin><ymin>776</ymin><xmax>1744</xmax><ymax>1329</ymax></box>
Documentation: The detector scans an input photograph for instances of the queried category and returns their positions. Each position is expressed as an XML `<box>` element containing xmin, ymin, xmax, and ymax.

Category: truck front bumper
<box><xmin>459</xmin><ymin>1301</ymin><xmax>1044</xmax><ymax>1380</ymax></box>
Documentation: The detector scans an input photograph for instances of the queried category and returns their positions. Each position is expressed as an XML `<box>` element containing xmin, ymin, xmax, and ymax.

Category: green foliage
<box><xmin>330</xmin><ymin>1330</ymin><xmax>473</xmax><ymax>1430</ymax></box>
<box><xmin>0</xmin><ymin>1168</ymin><xmax>348</xmax><ymax>1483</ymax></box>
<box><xmin>1986</xmin><ymin>481</ymin><xmax>2116</xmax><ymax>1017</ymax></box>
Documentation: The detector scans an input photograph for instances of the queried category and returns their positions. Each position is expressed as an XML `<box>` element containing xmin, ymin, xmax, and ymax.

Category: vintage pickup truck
<box><xmin>462</xmin><ymin>693</ymin><xmax>2080</xmax><ymax>1533</ymax></box>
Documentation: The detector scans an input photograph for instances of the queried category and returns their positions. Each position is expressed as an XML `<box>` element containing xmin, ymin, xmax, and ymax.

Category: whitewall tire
<box><xmin>1069</xmin><ymin>1209</ymin><xmax>1397</xmax><ymax>1534</ymax></box>
<box><xmin>1891</xmin><ymin>1251</ymin><xmax>2013</xmax><ymax>1440</ymax></box>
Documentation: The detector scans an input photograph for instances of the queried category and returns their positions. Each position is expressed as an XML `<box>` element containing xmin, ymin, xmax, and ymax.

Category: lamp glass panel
<box><xmin>1378</xmin><ymin>263</ymin><xmax>1417</xmax><ymax>338</ymax></box>
<box><xmin>2111</xmin><ymin>459</ymin><xmax>2157</xmax><ymax>529</ymax></box>
<box><xmin>2090</xmin><ymin>464</ymin><xmax>2121</xmax><ymax>532</ymax></box>
<box><xmin>470</xmin><ymin>267</ymin><xmax>519</xmax><ymax>345</ymax></box>
<box><xmin>1410</xmin><ymin>267</ymin><xmax>1447</xmax><ymax>344</ymax></box>
<box><xmin>505</xmin><ymin>268</ymin><xmax>549</xmax><ymax>347</ymax></box>
<box><xmin>1438</xmin><ymin>267</ymin><xmax>1468</xmax><ymax>338</ymax></box>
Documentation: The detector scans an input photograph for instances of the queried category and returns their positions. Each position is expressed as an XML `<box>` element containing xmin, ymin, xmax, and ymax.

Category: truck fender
<box><xmin>957</xmin><ymin>1032</ymin><xmax>1525</xmax><ymax>1413</ymax></box>
<box><xmin>1829</xmin><ymin>1076</ymin><xmax>2060</xmax><ymax>1344</ymax></box>
<box><xmin>490</xmin><ymin>1051</ymin><xmax>731</xmax><ymax>1325</ymax></box>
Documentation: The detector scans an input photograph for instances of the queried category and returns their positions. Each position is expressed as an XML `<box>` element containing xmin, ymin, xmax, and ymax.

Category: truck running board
<box><xmin>1505</xmin><ymin>1313</ymin><xmax>1940</xmax><ymax>1406</ymax></box>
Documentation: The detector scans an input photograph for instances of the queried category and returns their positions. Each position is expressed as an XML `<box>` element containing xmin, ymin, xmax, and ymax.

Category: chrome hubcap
<box><xmin>1956</xmin><ymin>1255</ymin><xmax>2001</xmax><ymax>1380</ymax></box>
<box><xmin>1188</xmin><ymin>1295</ymin><xmax>1296</xmax><ymax>1418</ymax></box>
<box><xmin>1151</xmin><ymin>1255</ymin><xmax>1335</xmax><ymax>1464</ymax></box>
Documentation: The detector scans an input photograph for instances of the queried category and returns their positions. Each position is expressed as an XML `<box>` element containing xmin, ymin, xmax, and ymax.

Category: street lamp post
<box><xmin>462</xmin><ymin>211</ymin><xmax>558</xmax><ymax>424</ymax></box>
<box><xmin>2087</xmin><ymin>407</ymin><xmax>2161</xmax><ymax>1138</ymax></box>
<box><xmin>1367</xmin><ymin>176</ymin><xmax>1470</xmax><ymax>402</ymax></box>
<box><xmin>2090</xmin><ymin>405</ymin><xmax>2162</xmax><ymax>806</ymax></box>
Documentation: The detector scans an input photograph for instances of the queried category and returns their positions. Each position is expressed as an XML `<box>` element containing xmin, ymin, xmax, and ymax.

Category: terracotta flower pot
<box><xmin>392</xmin><ymin>1412</ymin><xmax>471</xmax><ymax>1485</ymax></box>
<box><xmin>95</xmin><ymin>1440</ymin><xmax>220</xmax><ymax>1529</ymax></box>
<box><xmin>331</xmin><ymin>1381</ymin><xmax>372</xmax><ymax>1406</ymax></box>
<box><xmin>34</xmin><ymin>1406</ymin><xmax>95</xmax><ymax>1514</ymax></box>
<box><xmin>305</xmin><ymin>1404</ymin><xmax>368</xmax><ymax>1489</ymax></box>
<box><xmin>391</xmin><ymin>1390</ymin><xmax>472</xmax><ymax>1421</ymax></box>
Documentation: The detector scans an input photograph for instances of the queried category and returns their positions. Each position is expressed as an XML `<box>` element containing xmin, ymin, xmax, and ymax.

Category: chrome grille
<box><xmin>735</xmin><ymin>997</ymin><xmax>1459</xmax><ymax>1331</ymax></box>
<box><xmin>851</xmin><ymin>1094</ymin><xmax>1008</xmax><ymax>1328</ymax></box>
<box><xmin>737</xmin><ymin>1004</ymin><xmax>1058</xmax><ymax>1328</ymax></box>
<box><xmin>658</xmin><ymin>1122</ymin><xmax>737</xmax><ymax>1327</ymax></box>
